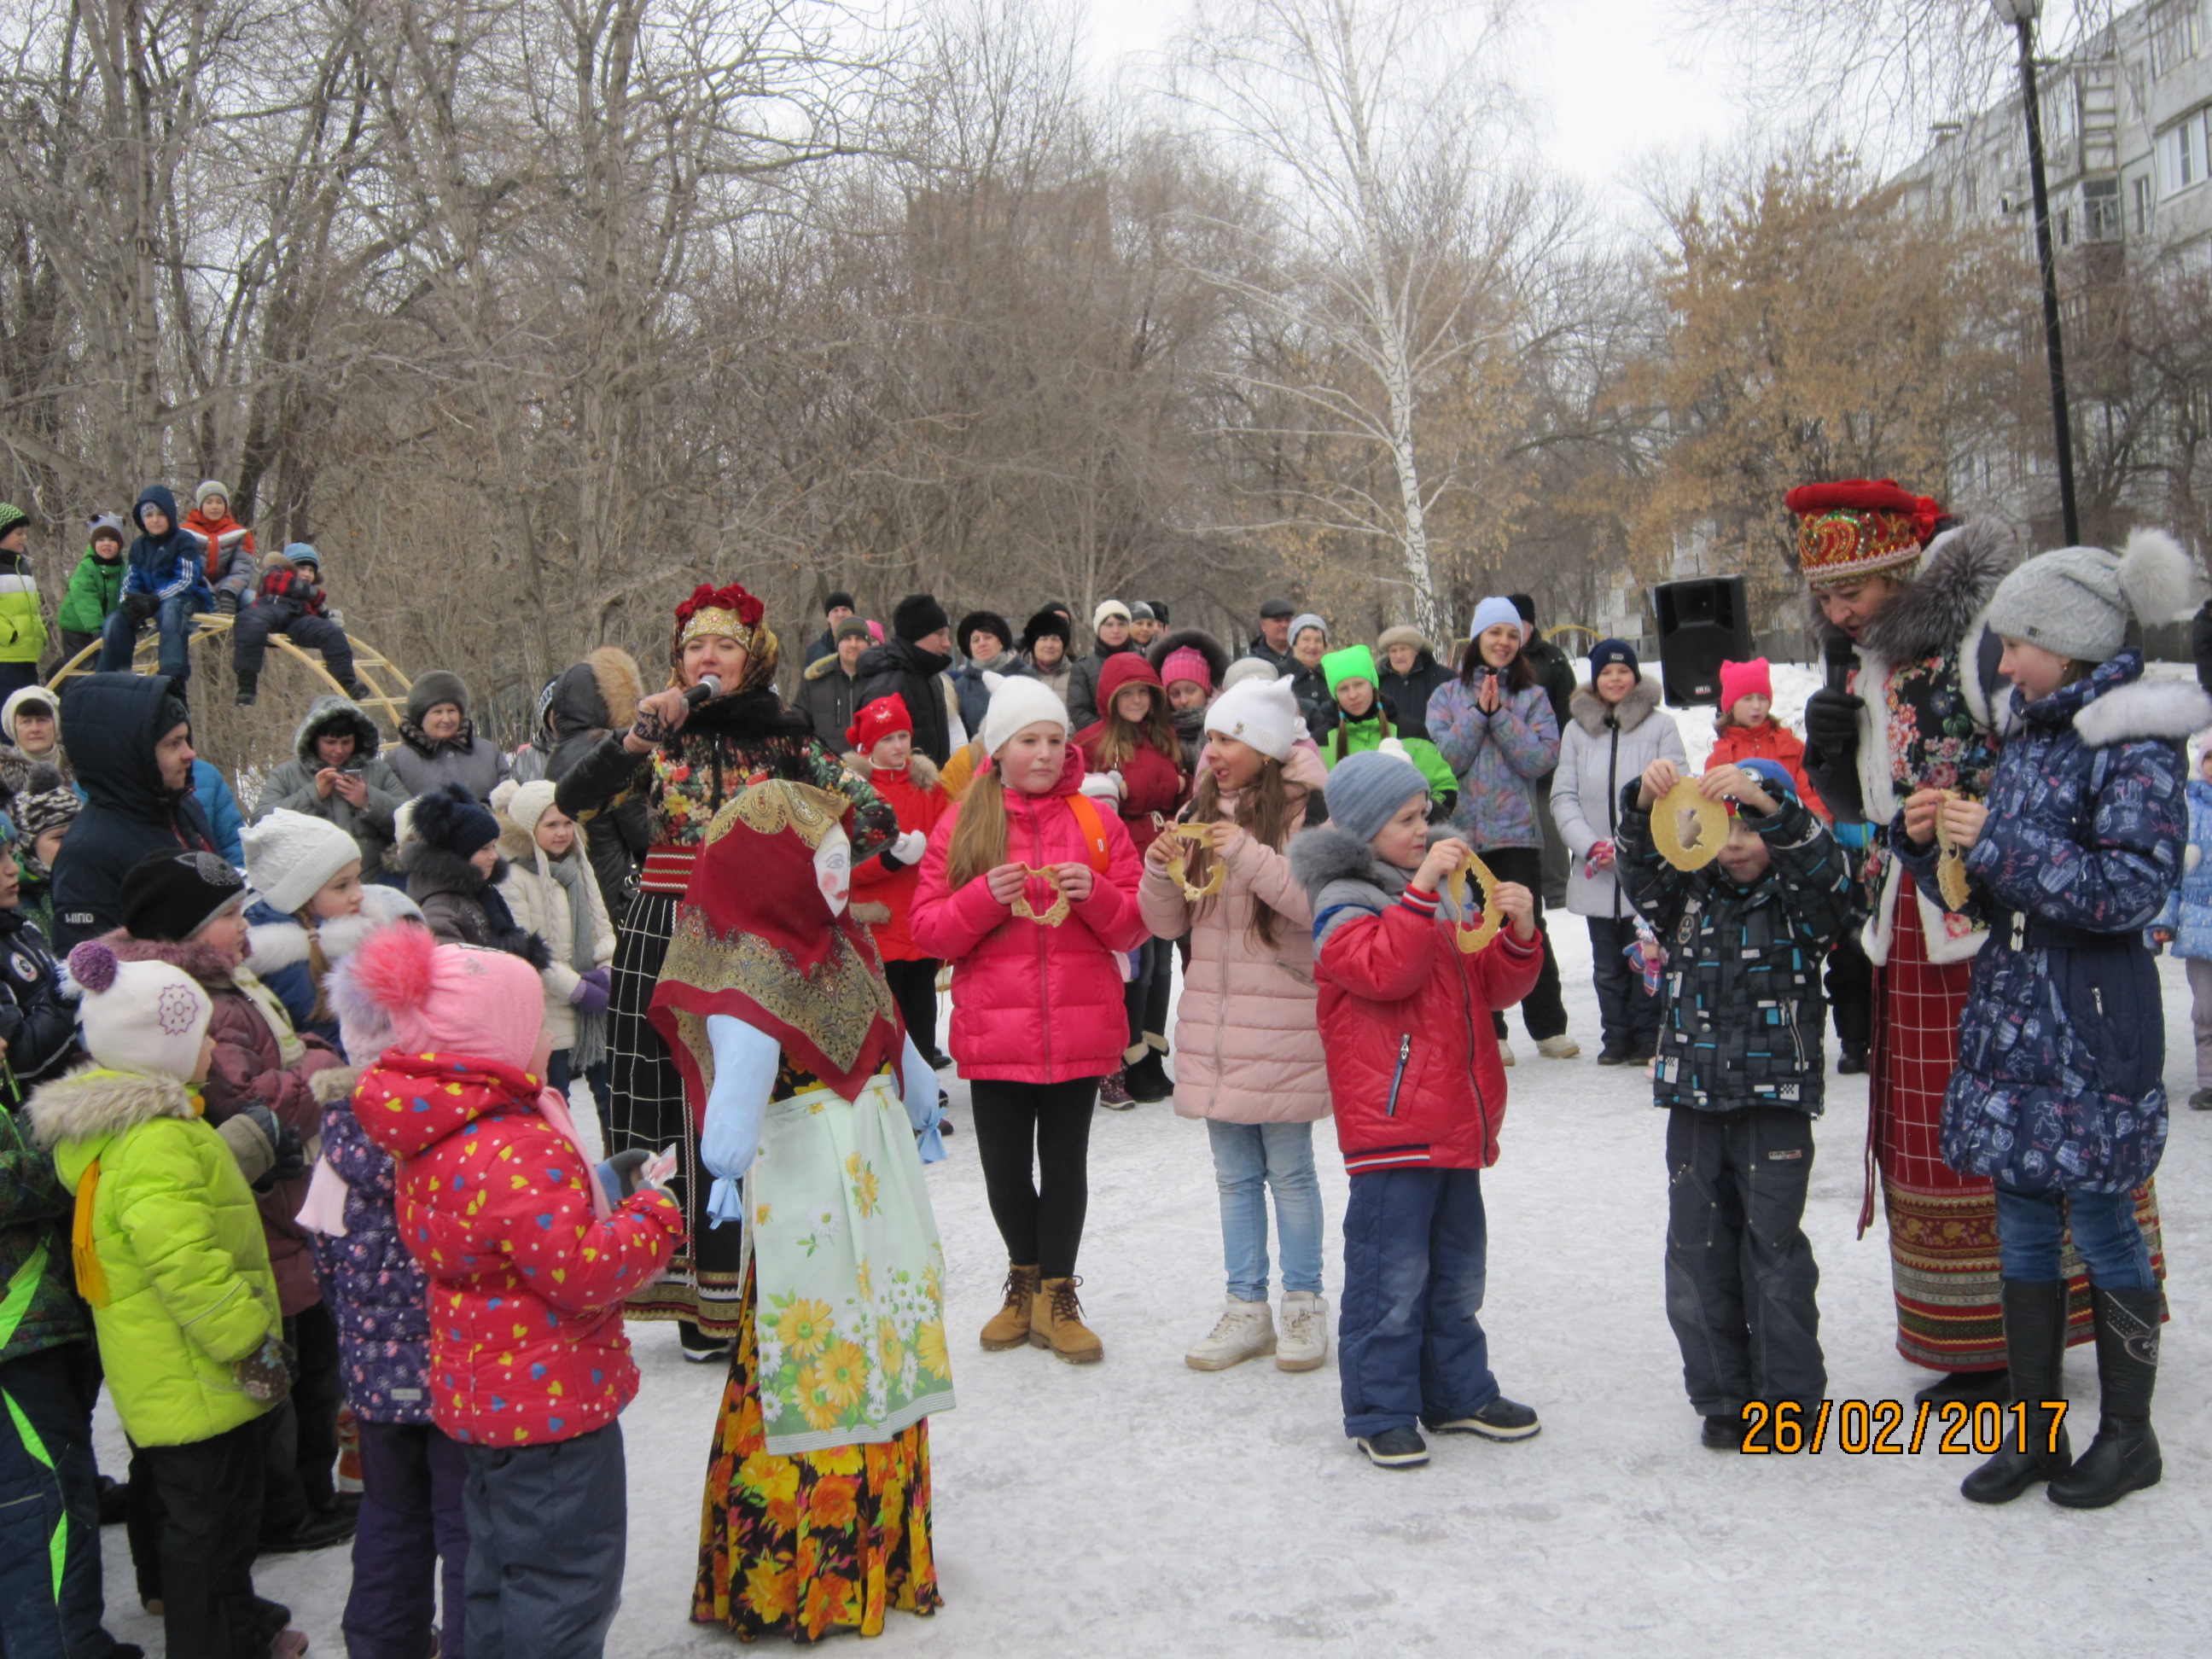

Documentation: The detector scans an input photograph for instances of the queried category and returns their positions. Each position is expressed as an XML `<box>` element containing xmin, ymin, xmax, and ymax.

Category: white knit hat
<box><xmin>1204</xmin><ymin>676</ymin><xmax>1301</xmax><ymax>761</ymax></box>
<box><xmin>1091</xmin><ymin>599</ymin><xmax>1132</xmax><ymax>630</ymax></box>
<box><xmin>242</xmin><ymin>808</ymin><xmax>363</xmax><ymax>916</ymax></box>
<box><xmin>67</xmin><ymin>940</ymin><xmax>214</xmax><ymax>1080</ymax></box>
<box><xmin>491</xmin><ymin>778</ymin><xmax>559</xmax><ymax>836</ymax></box>
<box><xmin>978</xmin><ymin>672</ymin><xmax>1071</xmax><ymax>759</ymax></box>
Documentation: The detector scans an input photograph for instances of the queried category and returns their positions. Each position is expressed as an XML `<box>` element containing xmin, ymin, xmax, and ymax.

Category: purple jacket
<box><xmin>311</xmin><ymin>1086</ymin><xmax>432</xmax><ymax>1423</ymax></box>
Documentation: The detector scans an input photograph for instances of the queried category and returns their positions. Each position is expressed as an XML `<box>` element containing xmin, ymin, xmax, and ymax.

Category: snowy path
<box><xmin>98</xmin><ymin>926</ymin><xmax>2212</xmax><ymax>1657</ymax></box>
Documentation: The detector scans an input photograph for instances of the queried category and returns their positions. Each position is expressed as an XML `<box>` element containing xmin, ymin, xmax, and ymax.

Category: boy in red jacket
<box><xmin>349</xmin><ymin>923</ymin><xmax>681</xmax><ymax>1656</ymax></box>
<box><xmin>1290</xmin><ymin>748</ymin><xmax>1545</xmax><ymax>1470</ymax></box>
<box><xmin>845</xmin><ymin>693</ymin><xmax>950</xmax><ymax>1066</ymax></box>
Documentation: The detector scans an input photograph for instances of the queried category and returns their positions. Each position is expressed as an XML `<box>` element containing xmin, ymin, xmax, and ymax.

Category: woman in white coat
<box><xmin>1548</xmin><ymin>639</ymin><xmax>1684</xmax><ymax>1066</ymax></box>
<box><xmin>492</xmin><ymin>778</ymin><xmax>616</xmax><ymax>1117</ymax></box>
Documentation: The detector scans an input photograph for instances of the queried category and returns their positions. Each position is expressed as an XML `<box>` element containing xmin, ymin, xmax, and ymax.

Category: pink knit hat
<box><xmin>1159</xmin><ymin>644</ymin><xmax>1213</xmax><ymax>694</ymax></box>
<box><xmin>348</xmin><ymin>923</ymin><xmax>549</xmax><ymax>1074</ymax></box>
<box><xmin>1719</xmin><ymin>658</ymin><xmax>1772</xmax><ymax>713</ymax></box>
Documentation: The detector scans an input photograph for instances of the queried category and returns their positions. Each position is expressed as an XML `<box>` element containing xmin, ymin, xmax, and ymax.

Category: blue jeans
<box><xmin>0</xmin><ymin>1343</ymin><xmax>122</xmax><ymax>1659</ymax></box>
<box><xmin>99</xmin><ymin>592</ymin><xmax>196</xmax><ymax>684</ymax></box>
<box><xmin>1337</xmin><ymin>1167</ymin><xmax>1496</xmax><ymax>1439</ymax></box>
<box><xmin>1994</xmin><ymin>1183</ymin><xmax>2156</xmax><ymax>1289</ymax></box>
<box><xmin>1206</xmin><ymin>1119</ymin><xmax>1324</xmax><ymax>1301</ymax></box>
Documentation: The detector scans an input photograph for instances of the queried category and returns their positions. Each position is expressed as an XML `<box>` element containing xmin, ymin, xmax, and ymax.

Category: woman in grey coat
<box><xmin>386</xmin><ymin>669</ymin><xmax>510</xmax><ymax>801</ymax></box>
<box><xmin>252</xmin><ymin>695</ymin><xmax>410</xmax><ymax>882</ymax></box>
<box><xmin>1549</xmin><ymin>639</ymin><xmax>1685</xmax><ymax>1064</ymax></box>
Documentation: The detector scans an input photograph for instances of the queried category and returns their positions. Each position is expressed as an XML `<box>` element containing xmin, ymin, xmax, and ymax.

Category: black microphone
<box><xmin>1823</xmin><ymin>632</ymin><xmax>1854</xmax><ymax>697</ymax></box>
<box><xmin>682</xmin><ymin>673</ymin><xmax>723</xmax><ymax>707</ymax></box>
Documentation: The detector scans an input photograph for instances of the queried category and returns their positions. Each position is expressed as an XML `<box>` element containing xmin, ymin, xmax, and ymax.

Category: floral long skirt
<box><xmin>694</xmin><ymin>1272</ymin><xmax>941</xmax><ymax>1641</ymax></box>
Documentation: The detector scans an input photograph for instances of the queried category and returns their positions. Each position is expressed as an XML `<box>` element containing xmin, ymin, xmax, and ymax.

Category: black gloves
<box><xmin>119</xmin><ymin>591</ymin><xmax>158</xmax><ymax>626</ymax></box>
<box><xmin>1801</xmin><ymin>687</ymin><xmax>1864</xmax><ymax>756</ymax></box>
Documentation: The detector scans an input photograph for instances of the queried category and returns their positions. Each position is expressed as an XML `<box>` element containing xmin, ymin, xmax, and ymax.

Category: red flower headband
<box><xmin>674</xmin><ymin>582</ymin><xmax>765</xmax><ymax>631</ymax></box>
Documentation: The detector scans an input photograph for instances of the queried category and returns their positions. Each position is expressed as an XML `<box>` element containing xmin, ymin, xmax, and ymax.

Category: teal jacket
<box><xmin>56</xmin><ymin>548</ymin><xmax>126</xmax><ymax>637</ymax></box>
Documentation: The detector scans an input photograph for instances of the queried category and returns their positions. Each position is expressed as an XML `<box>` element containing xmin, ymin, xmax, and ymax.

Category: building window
<box><xmin>2134</xmin><ymin>172</ymin><xmax>2154</xmax><ymax>235</ymax></box>
<box><xmin>2154</xmin><ymin>1</ymin><xmax>2204</xmax><ymax>79</ymax></box>
<box><xmin>2084</xmin><ymin>178</ymin><xmax>2121</xmax><ymax>241</ymax></box>
<box><xmin>2168</xmin><ymin>114</ymin><xmax>2203</xmax><ymax>194</ymax></box>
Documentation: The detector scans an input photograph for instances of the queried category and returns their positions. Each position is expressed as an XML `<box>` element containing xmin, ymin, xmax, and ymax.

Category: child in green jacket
<box><xmin>0</xmin><ymin>504</ymin><xmax>46</xmax><ymax>699</ymax></box>
<box><xmin>26</xmin><ymin>939</ymin><xmax>308</xmax><ymax>1659</ymax></box>
<box><xmin>1322</xmin><ymin>644</ymin><xmax>1458</xmax><ymax>818</ymax></box>
<box><xmin>56</xmin><ymin>516</ymin><xmax>128</xmax><ymax>666</ymax></box>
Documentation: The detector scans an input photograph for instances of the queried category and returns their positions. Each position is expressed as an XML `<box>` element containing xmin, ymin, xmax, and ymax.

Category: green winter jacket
<box><xmin>0</xmin><ymin>550</ymin><xmax>45</xmax><ymax>667</ymax></box>
<box><xmin>0</xmin><ymin>1100</ymin><xmax>90</xmax><ymax>1367</ymax></box>
<box><xmin>56</xmin><ymin>549</ymin><xmax>126</xmax><ymax>637</ymax></box>
<box><xmin>1324</xmin><ymin>709</ymin><xmax>1458</xmax><ymax>805</ymax></box>
<box><xmin>26</xmin><ymin>1067</ymin><xmax>277</xmax><ymax>1447</ymax></box>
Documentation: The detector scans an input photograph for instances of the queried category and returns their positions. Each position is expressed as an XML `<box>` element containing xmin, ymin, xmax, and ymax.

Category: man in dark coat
<box><xmin>855</xmin><ymin>594</ymin><xmax>956</xmax><ymax>765</ymax></box>
<box><xmin>802</xmin><ymin>591</ymin><xmax>858</xmax><ymax>668</ymax></box>
<box><xmin>796</xmin><ymin>617</ymin><xmax>872</xmax><ymax>752</ymax></box>
<box><xmin>1511</xmin><ymin>594</ymin><xmax>1579</xmax><ymax>910</ymax></box>
<box><xmin>1375</xmin><ymin>625</ymin><xmax>1455</xmax><ymax>742</ymax></box>
<box><xmin>51</xmin><ymin>672</ymin><xmax>219</xmax><ymax>950</ymax></box>
<box><xmin>543</xmin><ymin>645</ymin><xmax>652</xmax><ymax>920</ymax></box>
<box><xmin>1249</xmin><ymin>597</ymin><xmax>1295</xmax><ymax>671</ymax></box>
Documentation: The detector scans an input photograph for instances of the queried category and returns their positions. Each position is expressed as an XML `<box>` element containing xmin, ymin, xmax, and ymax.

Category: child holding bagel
<box><xmin>912</xmin><ymin>676</ymin><xmax>1147</xmax><ymax>1365</ymax></box>
<box><xmin>1615</xmin><ymin>755</ymin><xmax>1854</xmax><ymax>1450</ymax></box>
<box><xmin>1289</xmin><ymin>748</ymin><xmax>1545</xmax><ymax>1470</ymax></box>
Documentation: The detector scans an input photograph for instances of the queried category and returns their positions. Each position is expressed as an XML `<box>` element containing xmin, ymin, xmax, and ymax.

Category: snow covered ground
<box><xmin>91</xmin><ymin>673</ymin><xmax>2212</xmax><ymax>1656</ymax></box>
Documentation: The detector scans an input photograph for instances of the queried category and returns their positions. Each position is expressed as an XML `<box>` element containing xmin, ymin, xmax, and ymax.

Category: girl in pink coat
<box><xmin>1138</xmin><ymin>678</ymin><xmax>1333</xmax><ymax>1375</ymax></box>
<box><xmin>911</xmin><ymin>677</ymin><xmax>1147</xmax><ymax>1365</ymax></box>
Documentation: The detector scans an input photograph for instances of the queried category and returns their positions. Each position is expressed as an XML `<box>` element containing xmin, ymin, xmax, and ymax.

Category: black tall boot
<box><xmin>2047</xmin><ymin>1285</ymin><xmax>2162</xmax><ymax>1509</ymax></box>
<box><xmin>234</xmin><ymin>668</ymin><xmax>258</xmax><ymax>707</ymax></box>
<box><xmin>1961</xmin><ymin>1278</ymin><xmax>2071</xmax><ymax>1504</ymax></box>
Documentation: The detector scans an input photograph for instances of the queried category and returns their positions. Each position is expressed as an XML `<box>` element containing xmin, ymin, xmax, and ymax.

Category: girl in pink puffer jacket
<box><xmin>911</xmin><ymin>677</ymin><xmax>1147</xmax><ymax>1365</ymax></box>
<box><xmin>1137</xmin><ymin>677</ymin><xmax>1333</xmax><ymax>1377</ymax></box>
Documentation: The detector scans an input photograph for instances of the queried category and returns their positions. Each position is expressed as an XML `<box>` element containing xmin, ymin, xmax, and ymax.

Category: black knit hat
<box><xmin>956</xmin><ymin>610</ymin><xmax>1015</xmax><ymax>659</ymax></box>
<box><xmin>824</xmin><ymin>590</ymin><xmax>855</xmax><ymax>615</ymax></box>
<box><xmin>1508</xmin><ymin>593</ymin><xmax>1538</xmax><ymax>625</ymax></box>
<box><xmin>893</xmin><ymin>593</ymin><xmax>951</xmax><ymax>643</ymax></box>
<box><xmin>410</xmin><ymin>782</ymin><xmax>501</xmax><ymax>859</ymax></box>
<box><xmin>1144</xmin><ymin>600</ymin><xmax>1170</xmax><ymax>626</ymax></box>
<box><xmin>120</xmin><ymin>848</ymin><xmax>246</xmax><ymax>943</ymax></box>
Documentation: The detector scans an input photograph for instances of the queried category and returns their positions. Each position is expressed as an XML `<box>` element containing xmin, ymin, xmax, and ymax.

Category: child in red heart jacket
<box><xmin>350</xmin><ymin>922</ymin><xmax>681</xmax><ymax>1656</ymax></box>
<box><xmin>845</xmin><ymin>693</ymin><xmax>952</xmax><ymax>1066</ymax></box>
<box><xmin>1290</xmin><ymin>748</ymin><xmax>1545</xmax><ymax>1471</ymax></box>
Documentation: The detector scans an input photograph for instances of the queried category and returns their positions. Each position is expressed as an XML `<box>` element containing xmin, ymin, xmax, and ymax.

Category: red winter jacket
<box><xmin>1289</xmin><ymin>825</ymin><xmax>1543</xmax><ymax>1173</ymax></box>
<box><xmin>1707</xmin><ymin>719</ymin><xmax>1826</xmax><ymax>821</ymax></box>
<box><xmin>352</xmin><ymin>1050</ymin><xmax>682</xmax><ymax>1447</ymax></box>
<box><xmin>1074</xmin><ymin>654</ymin><xmax>1189</xmax><ymax>857</ymax></box>
<box><xmin>911</xmin><ymin>744</ymin><xmax>1149</xmax><ymax>1083</ymax></box>
<box><xmin>847</xmin><ymin>754</ymin><xmax>951</xmax><ymax>962</ymax></box>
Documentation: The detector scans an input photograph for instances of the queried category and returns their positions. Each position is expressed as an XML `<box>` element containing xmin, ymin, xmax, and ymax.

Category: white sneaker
<box><xmin>1537</xmin><ymin>1034</ymin><xmax>1581</xmax><ymax>1060</ymax></box>
<box><xmin>1185</xmin><ymin>1298</ymin><xmax>1276</xmax><ymax>1371</ymax></box>
<box><xmin>1276</xmin><ymin>1291</ymin><xmax>1330</xmax><ymax>1371</ymax></box>
<box><xmin>1498</xmin><ymin>1039</ymin><xmax>1516</xmax><ymax>1067</ymax></box>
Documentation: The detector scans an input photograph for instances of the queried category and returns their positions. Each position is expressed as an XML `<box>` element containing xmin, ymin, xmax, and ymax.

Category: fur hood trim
<box><xmin>102</xmin><ymin>928</ymin><xmax>242</xmax><ymax>989</ymax></box>
<box><xmin>1568</xmin><ymin>676</ymin><xmax>1662</xmax><ymax>736</ymax></box>
<box><xmin>804</xmin><ymin>652</ymin><xmax>851</xmax><ymax>682</ymax></box>
<box><xmin>310</xmin><ymin>1064</ymin><xmax>363</xmax><ymax>1107</ymax></box>
<box><xmin>681</xmin><ymin>685</ymin><xmax>812</xmax><ymax>742</ymax></box>
<box><xmin>841</xmin><ymin>752</ymin><xmax>940</xmax><ymax>791</ymax></box>
<box><xmin>584</xmin><ymin>646</ymin><xmax>643</xmax><ymax>731</ymax></box>
<box><xmin>1807</xmin><ymin>515</ymin><xmax>2019</xmax><ymax>664</ymax></box>
<box><xmin>314</xmin><ymin>887</ymin><xmax>424</xmax><ymax>964</ymax></box>
<box><xmin>2071</xmin><ymin>677</ymin><xmax>2212</xmax><ymax>748</ymax></box>
<box><xmin>27</xmin><ymin>1065</ymin><xmax>199</xmax><ymax>1151</ymax></box>
<box><xmin>292</xmin><ymin>695</ymin><xmax>382</xmax><ymax>766</ymax></box>
<box><xmin>1145</xmin><ymin>626</ymin><xmax>1231</xmax><ymax>690</ymax></box>
<box><xmin>1289</xmin><ymin>823</ymin><xmax>1394</xmax><ymax>899</ymax></box>
<box><xmin>247</xmin><ymin>914</ymin><xmax>312</xmax><ymax>975</ymax></box>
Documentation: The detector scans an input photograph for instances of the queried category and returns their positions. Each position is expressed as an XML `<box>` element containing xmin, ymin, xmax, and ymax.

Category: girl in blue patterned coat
<box><xmin>1895</xmin><ymin>530</ymin><xmax>2208</xmax><ymax>1512</ymax></box>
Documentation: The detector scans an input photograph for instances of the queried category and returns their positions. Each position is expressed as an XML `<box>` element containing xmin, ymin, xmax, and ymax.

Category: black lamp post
<box><xmin>1995</xmin><ymin>0</ymin><xmax>2081</xmax><ymax>544</ymax></box>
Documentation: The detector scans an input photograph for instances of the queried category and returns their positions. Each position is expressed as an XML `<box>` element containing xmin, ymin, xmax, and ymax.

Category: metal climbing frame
<box><xmin>47</xmin><ymin>614</ymin><xmax>411</xmax><ymax>731</ymax></box>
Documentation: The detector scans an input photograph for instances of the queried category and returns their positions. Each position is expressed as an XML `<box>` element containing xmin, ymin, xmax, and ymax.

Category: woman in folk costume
<box><xmin>556</xmin><ymin>584</ymin><xmax>898</xmax><ymax>1359</ymax></box>
<box><xmin>1793</xmin><ymin>481</ymin><xmax>2167</xmax><ymax>1401</ymax></box>
<box><xmin>649</xmin><ymin>778</ymin><xmax>950</xmax><ymax>1641</ymax></box>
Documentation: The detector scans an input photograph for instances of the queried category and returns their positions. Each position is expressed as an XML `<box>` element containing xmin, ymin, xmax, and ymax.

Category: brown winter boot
<box><xmin>981</xmin><ymin>1264</ymin><xmax>1039</xmax><ymax>1351</ymax></box>
<box><xmin>1030</xmin><ymin>1276</ymin><xmax>1104</xmax><ymax>1365</ymax></box>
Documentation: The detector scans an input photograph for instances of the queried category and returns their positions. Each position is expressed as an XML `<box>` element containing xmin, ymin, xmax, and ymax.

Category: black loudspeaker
<box><xmin>1653</xmin><ymin>577</ymin><xmax>1752</xmax><ymax>707</ymax></box>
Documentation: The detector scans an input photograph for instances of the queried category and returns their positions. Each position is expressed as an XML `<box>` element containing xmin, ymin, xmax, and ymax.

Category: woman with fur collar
<box><xmin>1791</xmin><ymin>481</ymin><xmax>2165</xmax><ymax>1402</ymax></box>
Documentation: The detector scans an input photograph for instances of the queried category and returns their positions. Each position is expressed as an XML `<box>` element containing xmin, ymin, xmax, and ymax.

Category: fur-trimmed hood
<box><xmin>804</xmin><ymin>651</ymin><xmax>856</xmax><ymax>682</ymax></box>
<box><xmin>1568</xmin><ymin>676</ymin><xmax>1663</xmax><ymax>736</ymax></box>
<box><xmin>1146</xmin><ymin>626</ymin><xmax>1231</xmax><ymax>690</ymax></box>
<box><xmin>293</xmin><ymin>694</ymin><xmax>382</xmax><ymax>766</ymax></box>
<box><xmin>840</xmin><ymin>752</ymin><xmax>940</xmax><ymax>792</ymax></box>
<box><xmin>2034</xmin><ymin>651</ymin><xmax>2212</xmax><ymax>747</ymax></box>
<box><xmin>247</xmin><ymin>884</ymin><xmax>423</xmax><ymax>978</ymax></box>
<box><xmin>1807</xmin><ymin>515</ymin><xmax>2019</xmax><ymax>664</ymax></box>
<box><xmin>545</xmin><ymin>646</ymin><xmax>643</xmax><ymax>742</ymax></box>
<box><xmin>1291</xmin><ymin>822</ymin><xmax>1405</xmax><ymax>903</ymax></box>
<box><xmin>102</xmin><ymin>928</ymin><xmax>242</xmax><ymax>989</ymax></box>
<box><xmin>26</xmin><ymin>1064</ymin><xmax>199</xmax><ymax>1154</ymax></box>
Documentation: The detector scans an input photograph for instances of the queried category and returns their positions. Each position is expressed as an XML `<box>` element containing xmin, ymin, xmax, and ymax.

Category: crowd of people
<box><xmin>0</xmin><ymin>474</ymin><xmax>2202</xmax><ymax>1659</ymax></box>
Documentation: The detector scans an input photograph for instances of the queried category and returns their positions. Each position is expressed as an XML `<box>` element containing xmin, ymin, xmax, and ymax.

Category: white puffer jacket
<box><xmin>1550</xmin><ymin>677</ymin><xmax>1685</xmax><ymax>920</ymax></box>
<box><xmin>495</xmin><ymin>825</ymin><xmax>615</xmax><ymax>1051</ymax></box>
<box><xmin>1138</xmin><ymin>748</ymin><xmax>1330</xmax><ymax>1124</ymax></box>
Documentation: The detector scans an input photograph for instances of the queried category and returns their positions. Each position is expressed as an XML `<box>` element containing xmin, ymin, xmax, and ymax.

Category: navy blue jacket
<box><xmin>122</xmin><ymin>485</ymin><xmax>214</xmax><ymax>608</ymax></box>
<box><xmin>1894</xmin><ymin>650</ymin><xmax>2207</xmax><ymax>1194</ymax></box>
<box><xmin>51</xmin><ymin>673</ymin><xmax>219</xmax><ymax>950</ymax></box>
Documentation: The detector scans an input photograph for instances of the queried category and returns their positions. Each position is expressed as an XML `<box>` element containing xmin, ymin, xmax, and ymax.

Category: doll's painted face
<box><xmin>813</xmin><ymin>824</ymin><xmax>852</xmax><ymax>914</ymax></box>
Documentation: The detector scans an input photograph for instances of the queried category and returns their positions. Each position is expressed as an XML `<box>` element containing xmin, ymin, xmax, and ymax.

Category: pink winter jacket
<box><xmin>911</xmin><ymin>746</ymin><xmax>1149</xmax><ymax>1084</ymax></box>
<box><xmin>1138</xmin><ymin>751</ymin><xmax>1331</xmax><ymax>1124</ymax></box>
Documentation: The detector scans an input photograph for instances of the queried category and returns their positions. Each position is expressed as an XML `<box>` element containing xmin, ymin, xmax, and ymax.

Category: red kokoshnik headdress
<box><xmin>667</xmin><ymin>581</ymin><xmax>781</xmax><ymax>693</ymax></box>
<box><xmin>1785</xmin><ymin>480</ymin><xmax>1944</xmax><ymax>591</ymax></box>
<box><xmin>649</xmin><ymin>779</ymin><xmax>904</xmax><ymax>1106</ymax></box>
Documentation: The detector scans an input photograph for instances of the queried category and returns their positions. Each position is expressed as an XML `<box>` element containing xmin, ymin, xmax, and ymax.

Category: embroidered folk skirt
<box><xmin>694</xmin><ymin>1268</ymin><xmax>940</xmax><ymax>1642</ymax></box>
<box><xmin>1865</xmin><ymin>874</ymin><xmax>2166</xmax><ymax>1370</ymax></box>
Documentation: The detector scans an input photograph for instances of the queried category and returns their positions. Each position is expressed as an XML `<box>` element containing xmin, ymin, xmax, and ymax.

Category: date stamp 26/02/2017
<box><xmin>1736</xmin><ymin>1399</ymin><xmax>2069</xmax><ymax>1456</ymax></box>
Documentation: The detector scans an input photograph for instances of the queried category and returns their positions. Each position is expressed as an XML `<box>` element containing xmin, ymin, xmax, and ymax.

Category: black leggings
<box><xmin>1477</xmin><ymin>845</ymin><xmax>1568</xmax><ymax>1041</ymax></box>
<box><xmin>882</xmin><ymin>958</ymin><xmax>944</xmax><ymax>1060</ymax></box>
<box><xmin>969</xmin><ymin>1078</ymin><xmax>1097</xmax><ymax>1279</ymax></box>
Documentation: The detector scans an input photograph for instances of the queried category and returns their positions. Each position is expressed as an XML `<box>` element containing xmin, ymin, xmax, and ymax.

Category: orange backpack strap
<box><xmin>1063</xmin><ymin>793</ymin><xmax>1112</xmax><ymax>874</ymax></box>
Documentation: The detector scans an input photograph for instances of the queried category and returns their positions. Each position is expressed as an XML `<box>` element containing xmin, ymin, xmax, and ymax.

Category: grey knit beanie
<box><xmin>1324</xmin><ymin>748</ymin><xmax>1431</xmax><ymax>845</ymax></box>
<box><xmin>1983</xmin><ymin>530</ymin><xmax>2199</xmax><ymax>664</ymax></box>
